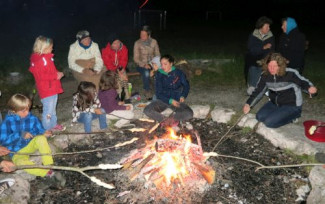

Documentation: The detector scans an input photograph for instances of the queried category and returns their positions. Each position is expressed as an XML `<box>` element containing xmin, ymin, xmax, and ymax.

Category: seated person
<box><xmin>68</xmin><ymin>30</ymin><xmax>104</xmax><ymax>89</ymax></box>
<box><xmin>144</xmin><ymin>54</ymin><xmax>193</xmax><ymax>127</ymax></box>
<box><xmin>243</xmin><ymin>52</ymin><xmax>317</xmax><ymax>128</ymax></box>
<box><xmin>101</xmin><ymin>35</ymin><xmax>129</xmax><ymax>100</ymax></box>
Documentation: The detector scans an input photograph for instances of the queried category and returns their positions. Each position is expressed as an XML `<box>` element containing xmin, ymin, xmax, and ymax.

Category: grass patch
<box><xmin>284</xmin><ymin>149</ymin><xmax>317</xmax><ymax>172</ymax></box>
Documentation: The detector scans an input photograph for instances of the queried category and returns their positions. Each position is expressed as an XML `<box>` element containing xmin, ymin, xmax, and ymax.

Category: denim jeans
<box><xmin>41</xmin><ymin>94</ymin><xmax>58</xmax><ymax>130</ymax></box>
<box><xmin>256</xmin><ymin>101</ymin><xmax>302</xmax><ymax>128</ymax></box>
<box><xmin>136</xmin><ymin>66</ymin><xmax>151</xmax><ymax>91</ymax></box>
<box><xmin>248</xmin><ymin>66</ymin><xmax>262</xmax><ymax>87</ymax></box>
<box><xmin>77</xmin><ymin>108</ymin><xmax>107</xmax><ymax>133</ymax></box>
<box><xmin>144</xmin><ymin>99</ymin><xmax>193</xmax><ymax>122</ymax></box>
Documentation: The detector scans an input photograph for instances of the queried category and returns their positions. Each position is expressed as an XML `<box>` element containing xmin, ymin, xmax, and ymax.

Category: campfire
<box><xmin>121</xmin><ymin>128</ymin><xmax>215</xmax><ymax>191</ymax></box>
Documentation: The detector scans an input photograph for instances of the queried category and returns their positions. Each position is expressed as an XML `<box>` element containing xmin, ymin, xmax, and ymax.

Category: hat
<box><xmin>150</xmin><ymin>56</ymin><xmax>161</xmax><ymax>68</ymax></box>
<box><xmin>76</xmin><ymin>30</ymin><xmax>90</xmax><ymax>42</ymax></box>
<box><xmin>303</xmin><ymin>120</ymin><xmax>325</xmax><ymax>142</ymax></box>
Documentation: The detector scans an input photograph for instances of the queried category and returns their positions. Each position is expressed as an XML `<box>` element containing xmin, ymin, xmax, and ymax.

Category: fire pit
<box><xmin>119</xmin><ymin>128</ymin><xmax>215</xmax><ymax>201</ymax></box>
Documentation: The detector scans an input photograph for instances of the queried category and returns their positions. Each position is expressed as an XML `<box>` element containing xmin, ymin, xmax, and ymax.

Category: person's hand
<box><xmin>179</xmin><ymin>97</ymin><xmax>185</xmax><ymax>103</ymax></box>
<box><xmin>57</xmin><ymin>72</ymin><xmax>64</xmax><ymax>80</ymax></box>
<box><xmin>263</xmin><ymin>43</ymin><xmax>272</xmax><ymax>49</ymax></box>
<box><xmin>171</xmin><ymin>100</ymin><xmax>180</xmax><ymax>107</ymax></box>
<box><xmin>243</xmin><ymin>104</ymin><xmax>251</xmax><ymax>114</ymax></box>
<box><xmin>94</xmin><ymin>108</ymin><xmax>102</xmax><ymax>115</ymax></box>
<box><xmin>24</xmin><ymin>132</ymin><xmax>33</xmax><ymax>139</ymax></box>
<box><xmin>308</xmin><ymin>86</ymin><xmax>317</xmax><ymax>98</ymax></box>
<box><xmin>118</xmin><ymin>101</ymin><xmax>125</xmax><ymax>106</ymax></box>
<box><xmin>44</xmin><ymin>130</ymin><xmax>52</xmax><ymax>138</ymax></box>
<box><xmin>144</xmin><ymin>64</ymin><xmax>151</xmax><ymax>69</ymax></box>
<box><xmin>87</xmin><ymin>58</ymin><xmax>96</xmax><ymax>68</ymax></box>
<box><xmin>0</xmin><ymin>160</ymin><xmax>16</xmax><ymax>172</ymax></box>
<box><xmin>0</xmin><ymin>146</ymin><xmax>10</xmax><ymax>156</ymax></box>
<box><xmin>125</xmin><ymin>105</ymin><xmax>131</xmax><ymax>110</ymax></box>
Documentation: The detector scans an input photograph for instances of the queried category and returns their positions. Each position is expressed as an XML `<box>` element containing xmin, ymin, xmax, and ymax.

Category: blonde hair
<box><xmin>7</xmin><ymin>94</ymin><xmax>31</xmax><ymax>112</ymax></box>
<box><xmin>33</xmin><ymin>36</ymin><xmax>53</xmax><ymax>54</ymax></box>
<box><xmin>261</xmin><ymin>52</ymin><xmax>287</xmax><ymax>76</ymax></box>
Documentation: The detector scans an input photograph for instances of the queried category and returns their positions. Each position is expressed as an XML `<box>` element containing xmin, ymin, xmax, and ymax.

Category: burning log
<box><xmin>192</xmin><ymin>162</ymin><xmax>216</xmax><ymax>184</ymax></box>
<box><xmin>129</xmin><ymin>154</ymin><xmax>155</xmax><ymax>181</ymax></box>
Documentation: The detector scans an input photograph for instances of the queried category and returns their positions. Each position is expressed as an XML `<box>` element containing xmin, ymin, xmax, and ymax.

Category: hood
<box><xmin>286</xmin><ymin>17</ymin><xmax>297</xmax><ymax>34</ymax></box>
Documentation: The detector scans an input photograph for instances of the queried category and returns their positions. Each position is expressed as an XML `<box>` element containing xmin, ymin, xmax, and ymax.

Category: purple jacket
<box><xmin>98</xmin><ymin>89</ymin><xmax>126</xmax><ymax>114</ymax></box>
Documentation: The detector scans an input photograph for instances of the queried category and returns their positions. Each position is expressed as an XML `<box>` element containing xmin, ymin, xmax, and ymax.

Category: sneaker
<box><xmin>51</xmin><ymin>124</ymin><xmax>66</xmax><ymax>132</ymax></box>
<box><xmin>46</xmin><ymin>170</ymin><xmax>66</xmax><ymax>187</ymax></box>
<box><xmin>0</xmin><ymin>178</ymin><xmax>15</xmax><ymax>195</ymax></box>
<box><xmin>292</xmin><ymin>118</ymin><xmax>299</xmax><ymax>124</ymax></box>
<box><xmin>247</xmin><ymin>86</ymin><xmax>255</xmax><ymax>96</ymax></box>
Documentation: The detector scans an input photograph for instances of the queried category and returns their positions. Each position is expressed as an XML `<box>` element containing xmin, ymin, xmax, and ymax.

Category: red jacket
<box><xmin>101</xmin><ymin>43</ymin><xmax>128</xmax><ymax>71</ymax></box>
<box><xmin>29</xmin><ymin>53</ymin><xmax>63</xmax><ymax>99</ymax></box>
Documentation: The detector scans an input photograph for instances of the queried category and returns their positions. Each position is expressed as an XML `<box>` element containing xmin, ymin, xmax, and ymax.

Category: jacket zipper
<box><xmin>274</xmin><ymin>75</ymin><xmax>278</xmax><ymax>106</ymax></box>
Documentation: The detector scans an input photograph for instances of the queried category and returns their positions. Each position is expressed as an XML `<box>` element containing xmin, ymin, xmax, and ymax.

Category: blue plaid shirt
<box><xmin>0</xmin><ymin>112</ymin><xmax>45</xmax><ymax>155</ymax></box>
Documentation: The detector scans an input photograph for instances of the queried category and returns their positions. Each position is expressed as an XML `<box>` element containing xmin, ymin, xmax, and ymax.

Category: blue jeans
<box><xmin>248</xmin><ymin>66</ymin><xmax>262</xmax><ymax>87</ymax></box>
<box><xmin>41</xmin><ymin>94</ymin><xmax>58</xmax><ymax>130</ymax></box>
<box><xmin>256</xmin><ymin>101</ymin><xmax>302</xmax><ymax>128</ymax></box>
<box><xmin>144</xmin><ymin>99</ymin><xmax>193</xmax><ymax>122</ymax></box>
<box><xmin>136</xmin><ymin>66</ymin><xmax>151</xmax><ymax>91</ymax></box>
<box><xmin>77</xmin><ymin>108</ymin><xmax>107</xmax><ymax>133</ymax></box>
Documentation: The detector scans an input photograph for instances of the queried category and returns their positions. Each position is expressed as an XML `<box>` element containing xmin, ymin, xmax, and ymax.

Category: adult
<box><xmin>243</xmin><ymin>53</ymin><xmax>317</xmax><ymax>128</ymax></box>
<box><xmin>101</xmin><ymin>35</ymin><xmax>130</xmax><ymax>100</ymax></box>
<box><xmin>245</xmin><ymin>16</ymin><xmax>275</xmax><ymax>95</ymax></box>
<box><xmin>133</xmin><ymin>25</ymin><xmax>160</xmax><ymax>100</ymax></box>
<box><xmin>144</xmin><ymin>54</ymin><xmax>193</xmax><ymax>127</ymax></box>
<box><xmin>68</xmin><ymin>30</ymin><xmax>104</xmax><ymax>89</ymax></box>
<box><xmin>277</xmin><ymin>17</ymin><xmax>306</xmax><ymax>74</ymax></box>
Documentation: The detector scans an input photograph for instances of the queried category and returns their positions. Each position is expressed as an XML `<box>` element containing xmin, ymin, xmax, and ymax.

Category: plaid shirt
<box><xmin>72</xmin><ymin>93</ymin><xmax>101</xmax><ymax>123</ymax></box>
<box><xmin>0</xmin><ymin>112</ymin><xmax>45</xmax><ymax>155</ymax></box>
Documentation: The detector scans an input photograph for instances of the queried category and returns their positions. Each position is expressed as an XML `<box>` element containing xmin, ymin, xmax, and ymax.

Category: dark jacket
<box><xmin>246</xmin><ymin>29</ymin><xmax>275</xmax><ymax>67</ymax></box>
<box><xmin>277</xmin><ymin>27</ymin><xmax>306</xmax><ymax>71</ymax></box>
<box><xmin>155</xmin><ymin>66</ymin><xmax>190</xmax><ymax>104</ymax></box>
<box><xmin>247</xmin><ymin>68</ymin><xmax>313</xmax><ymax>107</ymax></box>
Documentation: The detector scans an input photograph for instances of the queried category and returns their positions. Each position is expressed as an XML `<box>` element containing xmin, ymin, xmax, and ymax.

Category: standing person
<box><xmin>133</xmin><ymin>25</ymin><xmax>160</xmax><ymax>100</ymax></box>
<box><xmin>0</xmin><ymin>94</ymin><xmax>64</xmax><ymax>183</ymax></box>
<box><xmin>245</xmin><ymin>16</ymin><xmax>275</xmax><ymax>95</ymax></box>
<box><xmin>72</xmin><ymin>81</ymin><xmax>107</xmax><ymax>133</ymax></box>
<box><xmin>243</xmin><ymin>53</ymin><xmax>317</xmax><ymax>128</ymax></box>
<box><xmin>98</xmin><ymin>71</ymin><xmax>134</xmax><ymax>128</ymax></box>
<box><xmin>29</xmin><ymin>36</ymin><xmax>65</xmax><ymax>131</ymax></box>
<box><xmin>68</xmin><ymin>30</ymin><xmax>104</xmax><ymax>90</ymax></box>
<box><xmin>277</xmin><ymin>17</ymin><xmax>306</xmax><ymax>74</ymax></box>
<box><xmin>144</xmin><ymin>54</ymin><xmax>193</xmax><ymax>128</ymax></box>
<box><xmin>101</xmin><ymin>35</ymin><xmax>130</xmax><ymax>100</ymax></box>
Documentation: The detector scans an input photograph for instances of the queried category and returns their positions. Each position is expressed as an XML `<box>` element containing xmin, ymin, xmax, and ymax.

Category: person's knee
<box><xmin>263</xmin><ymin>118</ymin><xmax>281</xmax><ymax>128</ymax></box>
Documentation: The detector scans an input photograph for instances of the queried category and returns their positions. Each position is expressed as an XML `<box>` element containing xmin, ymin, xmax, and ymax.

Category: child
<box><xmin>72</xmin><ymin>81</ymin><xmax>108</xmax><ymax>133</ymax></box>
<box><xmin>98</xmin><ymin>71</ymin><xmax>134</xmax><ymax>128</ymax></box>
<box><xmin>0</xmin><ymin>94</ymin><xmax>61</xmax><ymax>179</ymax></box>
<box><xmin>29</xmin><ymin>36</ymin><xmax>65</xmax><ymax>131</ymax></box>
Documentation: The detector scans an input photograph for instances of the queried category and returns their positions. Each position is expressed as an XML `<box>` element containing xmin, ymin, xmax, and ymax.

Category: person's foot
<box><xmin>0</xmin><ymin>178</ymin><xmax>15</xmax><ymax>195</ymax></box>
<box><xmin>160</xmin><ymin>117</ymin><xmax>179</xmax><ymax>128</ymax></box>
<box><xmin>51</xmin><ymin>124</ymin><xmax>66</xmax><ymax>132</ymax></box>
<box><xmin>46</xmin><ymin>170</ymin><xmax>66</xmax><ymax>188</ymax></box>
<box><xmin>246</xmin><ymin>86</ymin><xmax>255</xmax><ymax>96</ymax></box>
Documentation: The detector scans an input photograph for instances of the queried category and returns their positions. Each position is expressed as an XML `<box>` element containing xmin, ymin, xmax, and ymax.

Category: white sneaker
<box><xmin>247</xmin><ymin>86</ymin><xmax>255</xmax><ymax>95</ymax></box>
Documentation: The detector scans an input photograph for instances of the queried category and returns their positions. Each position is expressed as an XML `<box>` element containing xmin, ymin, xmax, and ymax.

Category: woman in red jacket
<box><xmin>101</xmin><ymin>35</ymin><xmax>130</xmax><ymax>100</ymax></box>
<box><xmin>29</xmin><ymin>36</ymin><xmax>65</xmax><ymax>131</ymax></box>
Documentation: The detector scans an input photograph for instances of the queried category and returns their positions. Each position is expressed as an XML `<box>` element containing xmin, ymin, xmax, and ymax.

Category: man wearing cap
<box><xmin>68</xmin><ymin>30</ymin><xmax>104</xmax><ymax>89</ymax></box>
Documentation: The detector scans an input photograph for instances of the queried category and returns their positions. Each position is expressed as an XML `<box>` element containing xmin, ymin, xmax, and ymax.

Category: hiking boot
<box><xmin>0</xmin><ymin>178</ymin><xmax>15</xmax><ymax>195</ymax></box>
<box><xmin>51</xmin><ymin>124</ymin><xmax>66</xmax><ymax>132</ymax></box>
<box><xmin>46</xmin><ymin>170</ymin><xmax>66</xmax><ymax>188</ymax></box>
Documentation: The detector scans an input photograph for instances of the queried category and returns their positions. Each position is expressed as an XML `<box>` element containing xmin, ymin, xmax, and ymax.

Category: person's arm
<box><xmin>101</xmin><ymin>45</ymin><xmax>110</xmax><ymax>70</ymax></box>
<box><xmin>92</xmin><ymin>43</ymin><xmax>104</xmax><ymax>72</ymax></box>
<box><xmin>133</xmin><ymin>41</ymin><xmax>145</xmax><ymax>67</ymax></box>
<box><xmin>29</xmin><ymin>57</ymin><xmax>58</xmax><ymax>81</ymax></box>
<box><xmin>179</xmin><ymin>70</ymin><xmax>190</xmax><ymax>100</ymax></box>
<box><xmin>119</xmin><ymin>45</ymin><xmax>128</xmax><ymax>69</ymax></box>
<box><xmin>155</xmin><ymin>73</ymin><xmax>170</xmax><ymax>104</ymax></box>
<box><xmin>246</xmin><ymin>75</ymin><xmax>268</xmax><ymax>108</ymax></box>
<box><xmin>68</xmin><ymin>43</ymin><xmax>84</xmax><ymax>73</ymax></box>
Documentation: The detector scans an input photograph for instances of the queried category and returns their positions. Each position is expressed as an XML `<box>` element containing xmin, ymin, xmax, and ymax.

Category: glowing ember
<box><xmin>121</xmin><ymin>128</ymin><xmax>215</xmax><ymax>189</ymax></box>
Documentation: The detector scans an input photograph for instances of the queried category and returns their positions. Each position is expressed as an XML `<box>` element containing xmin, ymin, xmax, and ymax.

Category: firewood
<box><xmin>129</xmin><ymin>154</ymin><xmax>155</xmax><ymax>181</ymax></box>
<box><xmin>192</xmin><ymin>162</ymin><xmax>216</xmax><ymax>184</ymax></box>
